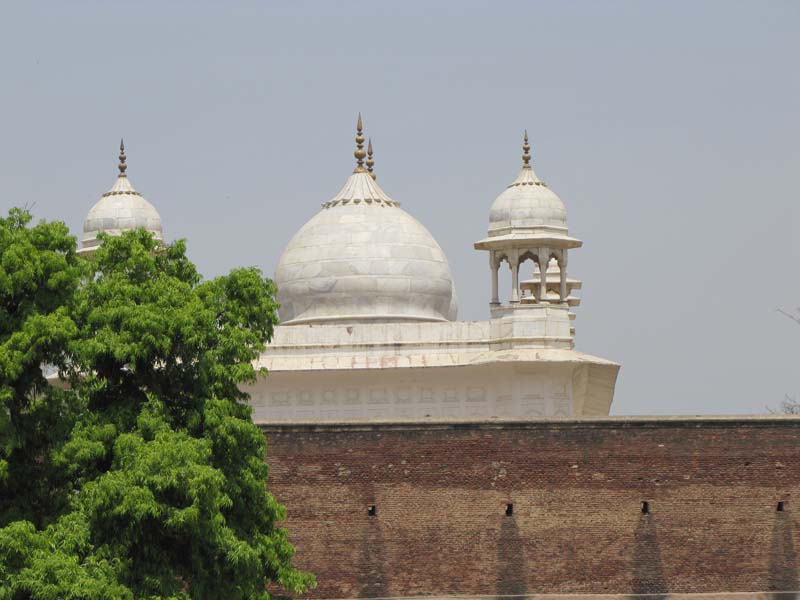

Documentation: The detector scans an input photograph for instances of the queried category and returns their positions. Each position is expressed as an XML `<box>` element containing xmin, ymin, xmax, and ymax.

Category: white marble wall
<box><xmin>246</xmin><ymin>364</ymin><xmax>573</xmax><ymax>423</ymax></box>
<box><xmin>248</xmin><ymin>303</ymin><xmax>618</xmax><ymax>422</ymax></box>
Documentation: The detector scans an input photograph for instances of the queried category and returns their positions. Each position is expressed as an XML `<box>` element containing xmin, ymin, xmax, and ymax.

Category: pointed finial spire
<box><xmin>522</xmin><ymin>130</ymin><xmax>531</xmax><ymax>168</ymax></box>
<box><xmin>366</xmin><ymin>138</ymin><xmax>376</xmax><ymax>180</ymax></box>
<box><xmin>118</xmin><ymin>138</ymin><xmax>128</xmax><ymax>177</ymax></box>
<box><xmin>354</xmin><ymin>113</ymin><xmax>366</xmax><ymax>173</ymax></box>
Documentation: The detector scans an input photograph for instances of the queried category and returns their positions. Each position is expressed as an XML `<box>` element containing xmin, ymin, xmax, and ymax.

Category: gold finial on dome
<box><xmin>354</xmin><ymin>113</ymin><xmax>367</xmax><ymax>173</ymax></box>
<box><xmin>118</xmin><ymin>138</ymin><xmax>128</xmax><ymax>177</ymax></box>
<box><xmin>366</xmin><ymin>138</ymin><xmax>376</xmax><ymax>180</ymax></box>
<box><xmin>522</xmin><ymin>130</ymin><xmax>531</xmax><ymax>168</ymax></box>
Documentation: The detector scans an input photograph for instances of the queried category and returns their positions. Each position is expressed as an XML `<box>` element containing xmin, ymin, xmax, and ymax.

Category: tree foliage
<box><xmin>773</xmin><ymin>395</ymin><xmax>800</xmax><ymax>415</ymax></box>
<box><xmin>0</xmin><ymin>210</ymin><xmax>314</xmax><ymax>599</ymax></box>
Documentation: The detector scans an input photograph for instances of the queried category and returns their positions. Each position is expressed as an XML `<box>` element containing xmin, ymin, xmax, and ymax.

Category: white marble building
<box><xmin>79</xmin><ymin>119</ymin><xmax>619</xmax><ymax>421</ymax></box>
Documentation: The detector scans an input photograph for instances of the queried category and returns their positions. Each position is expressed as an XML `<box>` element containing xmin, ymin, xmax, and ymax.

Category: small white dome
<box><xmin>81</xmin><ymin>143</ymin><xmax>163</xmax><ymax>252</ymax></box>
<box><xmin>488</xmin><ymin>165</ymin><xmax>568</xmax><ymax>236</ymax></box>
<box><xmin>275</xmin><ymin>171</ymin><xmax>457</xmax><ymax>325</ymax></box>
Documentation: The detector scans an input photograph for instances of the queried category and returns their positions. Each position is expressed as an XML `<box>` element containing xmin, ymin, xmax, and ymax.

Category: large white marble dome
<box><xmin>275</xmin><ymin>169</ymin><xmax>457</xmax><ymax>325</ymax></box>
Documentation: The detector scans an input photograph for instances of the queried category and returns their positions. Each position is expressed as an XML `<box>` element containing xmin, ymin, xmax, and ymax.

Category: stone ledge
<box><xmin>304</xmin><ymin>593</ymin><xmax>799</xmax><ymax>600</ymax></box>
<box><xmin>256</xmin><ymin>414</ymin><xmax>800</xmax><ymax>432</ymax></box>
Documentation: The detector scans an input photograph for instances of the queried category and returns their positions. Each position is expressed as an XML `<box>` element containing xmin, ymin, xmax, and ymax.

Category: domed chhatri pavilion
<box><xmin>79</xmin><ymin>140</ymin><xmax>163</xmax><ymax>255</ymax></box>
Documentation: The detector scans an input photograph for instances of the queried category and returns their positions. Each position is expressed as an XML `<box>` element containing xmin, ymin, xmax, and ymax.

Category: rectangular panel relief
<box><xmin>514</xmin><ymin>371</ymin><xmax>572</xmax><ymax>417</ymax></box>
<box><xmin>364</xmin><ymin>386</ymin><xmax>389</xmax><ymax>419</ymax></box>
<box><xmin>271</xmin><ymin>390</ymin><xmax>293</xmax><ymax>407</ymax></box>
<box><xmin>418</xmin><ymin>386</ymin><xmax>437</xmax><ymax>418</ymax></box>
<box><xmin>339</xmin><ymin>388</ymin><xmax>363</xmax><ymax>419</ymax></box>
<box><xmin>440</xmin><ymin>386</ymin><xmax>461</xmax><ymax>418</ymax></box>
<box><xmin>319</xmin><ymin>389</ymin><xmax>339</xmax><ymax>419</ymax></box>
<box><xmin>251</xmin><ymin>391</ymin><xmax>268</xmax><ymax>408</ymax></box>
<box><xmin>297</xmin><ymin>390</ymin><xmax>314</xmax><ymax>406</ymax></box>
<box><xmin>465</xmin><ymin>386</ymin><xmax>488</xmax><ymax>418</ymax></box>
<box><xmin>252</xmin><ymin>367</ymin><xmax>572</xmax><ymax>422</ymax></box>
<box><xmin>294</xmin><ymin>389</ymin><xmax>317</xmax><ymax>420</ymax></box>
<box><xmin>492</xmin><ymin>376</ymin><xmax>514</xmax><ymax>418</ymax></box>
<box><xmin>393</xmin><ymin>386</ymin><xmax>414</xmax><ymax>418</ymax></box>
<box><xmin>517</xmin><ymin>373</ymin><xmax>546</xmax><ymax>417</ymax></box>
<box><xmin>548</xmin><ymin>376</ymin><xmax>572</xmax><ymax>416</ymax></box>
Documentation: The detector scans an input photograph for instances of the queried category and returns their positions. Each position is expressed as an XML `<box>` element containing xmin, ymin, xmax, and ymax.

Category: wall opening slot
<box><xmin>641</xmin><ymin>501</ymin><xmax>650</xmax><ymax>515</ymax></box>
<box><xmin>505</xmin><ymin>503</ymin><xmax>513</xmax><ymax>517</ymax></box>
<box><xmin>777</xmin><ymin>501</ymin><xmax>785</xmax><ymax>512</ymax></box>
<box><xmin>368</xmin><ymin>505</ymin><xmax>377</xmax><ymax>517</ymax></box>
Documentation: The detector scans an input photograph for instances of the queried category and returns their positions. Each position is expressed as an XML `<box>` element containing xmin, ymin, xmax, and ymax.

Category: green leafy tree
<box><xmin>0</xmin><ymin>208</ymin><xmax>83</xmax><ymax>526</ymax></box>
<box><xmin>0</xmin><ymin>210</ymin><xmax>314</xmax><ymax>599</ymax></box>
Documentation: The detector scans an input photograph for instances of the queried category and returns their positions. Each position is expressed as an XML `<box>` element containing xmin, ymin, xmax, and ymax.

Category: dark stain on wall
<box><xmin>358</xmin><ymin>516</ymin><xmax>389</xmax><ymax>599</ymax></box>
<box><xmin>631</xmin><ymin>513</ymin><xmax>667</xmax><ymax>598</ymax></box>
<box><xmin>497</xmin><ymin>515</ymin><xmax>529</xmax><ymax>597</ymax></box>
<box><xmin>769</xmin><ymin>504</ymin><xmax>798</xmax><ymax>600</ymax></box>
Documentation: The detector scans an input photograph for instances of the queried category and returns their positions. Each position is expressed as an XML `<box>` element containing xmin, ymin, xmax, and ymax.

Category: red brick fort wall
<box><xmin>260</xmin><ymin>418</ymin><xmax>800</xmax><ymax>598</ymax></box>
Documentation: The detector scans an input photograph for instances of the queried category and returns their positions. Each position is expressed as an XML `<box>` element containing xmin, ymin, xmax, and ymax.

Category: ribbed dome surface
<box><xmin>488</xmin><ymin>165</ymin><xmax>568</xmax><ymax>236</ymax></box>
<box><xmin>82</xmin><ymin>175</ymin><xmax>163</xmax><ymax>250</ymax></box>
<box><xmin>275</xmin><ymin>171</ymin><xmax>457</xmax><ymax>325</ymax></box>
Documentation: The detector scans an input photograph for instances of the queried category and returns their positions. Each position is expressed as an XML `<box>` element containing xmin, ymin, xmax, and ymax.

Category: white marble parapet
<box><xmin>249</xmin><ymin>304</ymin><xmax>619</xmax><ymax>422</ymax></box>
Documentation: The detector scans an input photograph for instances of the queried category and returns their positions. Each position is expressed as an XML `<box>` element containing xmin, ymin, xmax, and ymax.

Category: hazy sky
<box><xmin>1</xmin><ymin>1</ymin><xmax>798</xmax><ymax>415</ymax></box>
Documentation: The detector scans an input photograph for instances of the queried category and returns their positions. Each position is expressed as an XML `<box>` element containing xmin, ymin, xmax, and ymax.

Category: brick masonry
<box><xmin>259</xmin><ymin>417</ymin><xmax>800</xmax><ymax>598</ymax></box>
